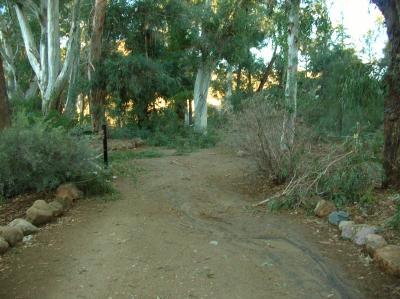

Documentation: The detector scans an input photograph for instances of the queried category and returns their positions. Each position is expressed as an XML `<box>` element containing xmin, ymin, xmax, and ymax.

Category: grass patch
<box><xmin>110</xmin><ymin>150</ymin><xmax>164</xmax><ymax>162</ymax></box>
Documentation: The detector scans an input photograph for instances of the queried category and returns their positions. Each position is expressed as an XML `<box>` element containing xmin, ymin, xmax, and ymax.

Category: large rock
<box><xmin>56</xmin><ymin>183</ymin><xmax>83</xmax><ymax>202</ymax></box>
<box><xmin>26</xmin><ymin>200</ymin><xmax>54</xmax><ymax>226</ymax></box>
<box><xmin>314</xmin><ymin>200</ymin><xmax>336</xmax><ymax>218</ymax></box>
<box><xmin>353</xmin><ymin>225</ymin><xmax>377</xmax><ymax>246</ymax></box>
<box><xmin>8</xmin><ymin>218</ymin><xmax>39</xmax><ymax>235</ymax></box>
<box><xmin>328</xmin><ymin>211</ymin><xmax>350</xmax><ymax>226</ymax></box>
<box><xmin>0</xmin><ymin>237</ymin><xmax>10</xmax><ymax>254</ymax></box>
<box><xmin>374</xmin><ymin>245</ymin><xmax>400</xmax><ymax>277</ymax></box>
<box><xmin>0</xmin><ymin>226</ymin><xmax>23</xmax><ymax>246</ymax></box>
<box><xmin>365</xmin><ymin>234</ymin><xmax>387</xmax><ymax>256</ymax></box>
<box><xmin>48</xmin><ymin>200</ymin><xmax>65</xmax><ymax>217</ymax></box>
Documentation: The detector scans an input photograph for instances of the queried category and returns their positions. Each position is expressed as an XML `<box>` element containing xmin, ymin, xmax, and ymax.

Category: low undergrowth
<box><xmin>227</xmin><ymin>94</ymin><xmax>383</xmax><ymax>211</ymax></box>
<box><xmin>108</xmin><ymin>107</ymin><xmax>221</xmax><ymax>154</ymax></box>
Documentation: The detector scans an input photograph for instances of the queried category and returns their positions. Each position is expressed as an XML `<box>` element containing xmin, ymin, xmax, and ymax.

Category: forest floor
<box><xmin>0</xmin><ymin>146</ymin><xmax>399</xmax><ymax>299</ymax></box>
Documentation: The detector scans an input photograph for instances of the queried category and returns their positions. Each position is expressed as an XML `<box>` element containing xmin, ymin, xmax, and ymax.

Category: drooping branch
<box><xmin>14</xmin><ymin>4</ymin><xmax>41</xmax><ymax>79</ymax></box>
<box><xmin>256</xmin><ymin>45</ymin><xmax>278</xmax><ymax>92</ymax></box>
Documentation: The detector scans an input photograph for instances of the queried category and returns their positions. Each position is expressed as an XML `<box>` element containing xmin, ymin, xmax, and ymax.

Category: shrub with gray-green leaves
<box><xmin>0</xmin><ymin>120</ymin><xmax>109</xmax><ymax>198</ymax></box>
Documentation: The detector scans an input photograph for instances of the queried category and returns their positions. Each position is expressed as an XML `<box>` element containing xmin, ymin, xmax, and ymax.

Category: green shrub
<box><xmin>0</xmin><ymin>117</ymin><xmax>111</xmax><ymax>198</ymax></box>
<box><xmin>281</xmin><ymin>133</ymin><xmax>382</xmax><ymax>208</ymax></box>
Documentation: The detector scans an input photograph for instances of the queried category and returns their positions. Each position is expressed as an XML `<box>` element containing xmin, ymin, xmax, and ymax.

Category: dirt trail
<box><xmin>0</xmin><ymin>148</ymin><xmax>395</xmax><ymax>299</ymax></box>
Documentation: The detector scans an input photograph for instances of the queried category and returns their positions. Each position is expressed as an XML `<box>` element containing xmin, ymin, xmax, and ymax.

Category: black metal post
<box><xmin>102</xmin><ymin>124</ymin><xmax>108</xmax><ymax>168</ymax></box>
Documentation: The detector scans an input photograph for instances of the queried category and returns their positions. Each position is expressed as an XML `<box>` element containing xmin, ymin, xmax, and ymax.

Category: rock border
<box><xmin>314</xmin><ymin>199</ymin><xmax>400</xmax><ymax>277</ymax></box>
<box><xmin>0</xmin><ymin>183</ymin><xmax>83</xmax><ymax>255</ymax></box>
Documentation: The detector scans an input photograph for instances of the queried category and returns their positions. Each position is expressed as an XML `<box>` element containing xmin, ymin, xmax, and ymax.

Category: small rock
<box><xmin>49</xmin><ymin>200</ymin><xmax>65</xmax><ymax>217</ymax></box>
<box><xmin>0</xmin><ymin>237</ymin><xmax>9</xmax><ymax>254</ymax></box>
<box><xmin>339</xmin><ymin>221</ymin><xmax>354</xmax><ymax>231</ymax></box>
<box><xmin>314</xmin><ymin>200</ymin><xmax>336</xmax><ymax>218</ymax></box>
<box><xmin>341</xmin><ymin>223</ymin><xmax>357</xmax><ymax>240</ymax></box>
<box><xmin>365</xmin><ymin>234</ymin><xmax>387</xmax><ymax>256</ymax></box>
<box><xmin>374</xmin><ymin>245</ymin><xmax>400</xmax><ymax>277</ymax></box>
<box><xmin>236</xmin><ymin>150</ymin><xmax>246</xmax><ymax>157</ymax></box>
<box><xmin>328</xmin><ymin>211</ymin><xmax>350</xmax><ymax>226</ymax></box>
<box><xmin>353</xmin><ymin>225</ymin><xmax>377</xmax><ymax>246</ymax></box>
<box><xmin>0</xmin><ymin>226</ymin><xmax>23</xmax><ymax>246</ymax></box>
<box><xmin>8</xmin><ymin>218</ymin><xmax>39</xmax><ymax>235</ymax></box>
<box><xmin>26</xmin><ymin>200</ymin><xmax>54</xmax><ymax>226</ymax></box>
<box><xmin>23</xmin><ymin>235</ymin><xmax>33</xmax><ymax>243</ymax></box>
<box><xmin>56</xmin><ymin>183</ymin><xmax>83</xmax><ymax>202</ymax></box>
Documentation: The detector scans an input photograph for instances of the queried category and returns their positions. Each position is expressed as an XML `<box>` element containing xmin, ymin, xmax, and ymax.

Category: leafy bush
<box><xmin>0</xmin><ymin>116</ymin><xmax>110</xmax><ymax>198</ymax></box>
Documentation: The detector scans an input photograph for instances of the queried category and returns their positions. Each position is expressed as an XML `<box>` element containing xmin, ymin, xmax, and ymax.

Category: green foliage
<box><xmin>289</xmin><ymin>132</ymin><xmax>383</xmax><ymax>208</ymax></box>
<box><xmin>318</xmin><ymin>136</ymin><xmax>382</xmax><ymax>206</ymax></box>
<box><xmin>301</xmin><ymin>46</ymin><xmax>385</xmax><ymax>137</ymax></box>
<box><xmin>0</xmin><ymin>115</ymin><xmax>111</xmax><ymax>198</ymax></box>
<box><xmin>110</xmin><ymin>150</ymin><xmax>164</xmax><ymax>162</ymax></box>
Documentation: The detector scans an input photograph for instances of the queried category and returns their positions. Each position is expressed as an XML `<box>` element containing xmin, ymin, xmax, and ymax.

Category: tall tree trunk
<box><xmin>236</xmin><ymin>64</ymin><xmax>242</xmax><ymax>93</ymax></box>
<box><xmin>281</xmin><ymin>0</ymin><xmax>300</xmax><ymax>148</ymax></box>
<box><xmin>47</xmin><ymin>0</ymin><xmax>61</xmax><ymax>93</ymax></box>
<box><xmin>88</xmin><ymin>0</ymin><xmax>107</xmax><ymax>133</ymax></box>
<box><xmin>247</xmin><ymin>71</ymin><xmax>252</xmax><ymax>94</ymax></box>
<box><xmin>372</xmin><ymin>0</ymin><xmax>400</xmax><ymax>188</ymax></box>
<box><xmin>194</xmin><ymin>60</ymin><xmax>212</xmax><ymax>132</ymax></box>
<box><xmin>0</xmin><ymin>55</ymin><xmax>11</xmax><ymax>129</ymax></box>
<box><xmin>64</xmin><ymin>26</ymin><xmax>82</xmax><ymax>118</ymax></box>
<box><xmin>226</xmin><ymin>66</ymin><xmax>233</xmax><ymax>98</ymax></box>
<box><xmin>256</xmin><ymin>45</ymin><xmax>278</xmax><ymax>92</ymax></box>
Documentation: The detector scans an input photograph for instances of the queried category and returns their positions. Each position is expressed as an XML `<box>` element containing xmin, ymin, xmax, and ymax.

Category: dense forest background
<box><xmin>0</xmin><ymin>0</ymin><xmax>399</xmax><ymax>227</ymax></box>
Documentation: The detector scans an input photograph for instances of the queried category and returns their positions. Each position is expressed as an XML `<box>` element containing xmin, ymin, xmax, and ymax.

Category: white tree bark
<box><xmin>281</xmin><ymin>0</ymin><xmax>300</xmax><ymax>148</ymax></box>
<box><xmin>14</xmin><ymin>5</ymin><xmax>41</xmax><ymax>81</ymax></box>
<box><xmin>0</xmin><ymin>30</ymin><xmax>19</xmax><ymax>97</ymax></box>
<box><xmin>194</xmin><ymin>60</ymin><xmax>212</xmax><ymax>132</ymax></box>
<box><xmin>64</xmin><ymin>26</ymin><xmax>82</xmax><ymax>118</ymax></box>
<box><xmin>193</xmin><ymin>0</ymin><xmax>213</xmax><ymax>133</ymax></box>
<box><xmin>47</xmin><ymin>0</ymin><xmax>61</xmax><ymax>92</ymax></box>
<box><xmin>226</xmin><ymin>66</ymin><xmax>233</xmax><ymax>98</ymax></box>
<box><xmin>14</xmin><ymin>0</ymin><xmax>81</xmax><ymax>114</ymax></box>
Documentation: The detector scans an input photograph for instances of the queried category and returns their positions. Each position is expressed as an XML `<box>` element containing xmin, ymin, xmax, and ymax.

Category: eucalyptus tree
<box><xmin>193</xmin><ymin>0</ymin><xmax>267</xmax><ymax>131</ymax></box>
<box><xmin>371</xmin><ymin>0</ymin><xmax>400</xmax><ymax>188</ymax></box>
<box><xmin>89</xmin><ymin>0</ymin><xmax>107</xmax><ymax>132</ymax></box>
<box><xmin>12</xmin><ymin>0</ymin><xmax>81</xmax><ymax>114</ymax></box>
<box><xmin>0</xmin><ymin>54</ymin><xmax>10</xmax><ymax>129</ymax></box>
<box><xmin>280</xmin><ymin>0</ymin><xmax>300</xmax><ymax>147</ymax></box>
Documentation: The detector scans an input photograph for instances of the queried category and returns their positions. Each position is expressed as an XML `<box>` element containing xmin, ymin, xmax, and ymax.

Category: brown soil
<box><xmin>0</xmin><ymin>147</ymin><xmax>399</xmax><ymax>299</ymax></box>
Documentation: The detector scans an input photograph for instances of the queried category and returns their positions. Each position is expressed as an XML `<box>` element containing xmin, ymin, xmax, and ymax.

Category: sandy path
<box><xmin>0</xmin><ymin>148</ymin><xmax>390</xmax><ymax>299</ymax></box>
